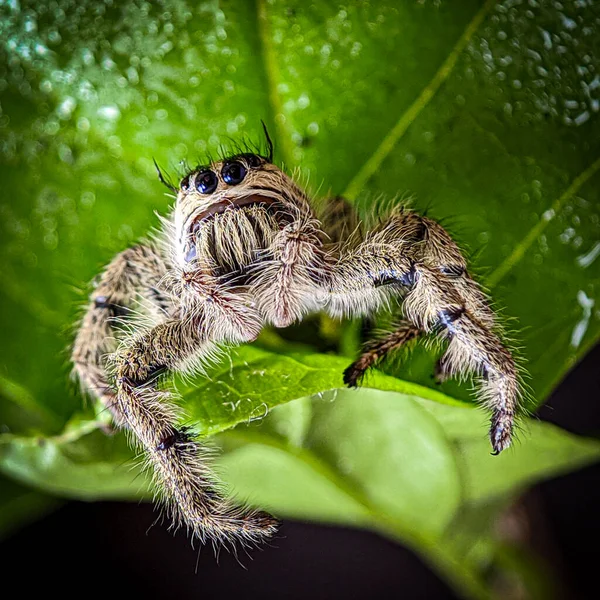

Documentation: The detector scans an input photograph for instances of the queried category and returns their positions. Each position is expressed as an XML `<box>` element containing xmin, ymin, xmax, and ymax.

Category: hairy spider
<box><xmin>72</xmin><ymin>129</ymin><xmax>521</xmax><ymax>546</ymax></box>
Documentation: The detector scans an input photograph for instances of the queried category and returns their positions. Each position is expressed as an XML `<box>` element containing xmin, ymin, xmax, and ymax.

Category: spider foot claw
<box><xmin>343</xmin><ymin>363</ymin><xmax>364</xmax><ymax>388</ymax></box>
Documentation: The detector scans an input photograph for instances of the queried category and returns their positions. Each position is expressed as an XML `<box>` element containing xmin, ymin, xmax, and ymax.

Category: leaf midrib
<box><xmin>341</xmin><ymin>0</ymin><xmax>497</xmax><ymax>202</ymax></box>
<box><xmin>254</xmin><ymin>0</ymin><xmax>296</xmax><ymax>167</ymax></box>
<box><xmin>487</xmin><ymin>155</ymin><xmax>600</xmax><ymax>287</ymax></box>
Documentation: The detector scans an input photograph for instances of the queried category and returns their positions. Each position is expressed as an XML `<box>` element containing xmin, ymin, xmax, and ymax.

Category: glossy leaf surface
<box><xmin>1</xmin><ymin>1</ymin><xmax>599</xmax><ymax>596</ymax></box>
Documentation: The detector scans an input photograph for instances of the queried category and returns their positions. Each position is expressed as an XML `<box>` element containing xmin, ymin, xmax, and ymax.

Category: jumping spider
<box><xmin>72</xmin><ymin>129</ymin><xmax>520</xmax><ymax>546</ymax></box>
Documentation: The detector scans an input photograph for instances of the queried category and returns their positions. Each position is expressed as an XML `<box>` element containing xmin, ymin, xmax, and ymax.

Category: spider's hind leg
<box><xmin>71</xmin><ymin>244</ymin><xmax>170</xmax><ymax>424</ymax></box>
<box><xmin>318</xmin><ymin>194</ymin><xmax>361</xmax><ymax>245</ymax></box>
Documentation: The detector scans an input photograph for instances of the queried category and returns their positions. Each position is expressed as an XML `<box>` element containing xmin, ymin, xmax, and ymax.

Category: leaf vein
<box><xmin>342</xmin><ymin>0</ymin><xmax>497</xmax><ymax>201</ymax></box>
<box><xmin>488</xmin><ymin>155</ymin><xmax>600</xmax><ymax>287</ymax></box>
<box><xmin>255</xmin><ymin>0</ymin><xmax>296</xmax><ymax>167</ymax></box>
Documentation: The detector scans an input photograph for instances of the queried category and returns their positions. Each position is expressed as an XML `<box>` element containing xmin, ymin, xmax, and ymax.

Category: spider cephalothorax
<box><xmin>72</xmin><ymin>136</ymin><xmax>521</xmax><ymax>545</ymax></box>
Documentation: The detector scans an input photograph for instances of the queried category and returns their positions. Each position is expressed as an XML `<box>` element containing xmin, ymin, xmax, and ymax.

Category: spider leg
<box><xmin>319</xmin><ymin>194</ymin><xmax>361</xmax><ymax>245</ymax></box>
<box><xmin>323</xmin><ymin>209</ymin><xmax>419</xmax><ymax>319</ymax></box>
<box><xmin>343</xmin><ymin>321</ymin><xmax>421</xmax><ymax>387</ymax></box>
<box><xmin>404</xmin><ymin>262</ymin><xmax>519</xmax><ymax>453</ymax></box>
<box><xmin>113</xmin><ymin>282</ymin><xmax>278</xmax><ymax>545</ymax></box>
<box><xmin>323</xmin><ymin>208</ymin><xmax>520</xmax><ymax>453</ymax></box>
<box><xmin>72</xmin><ymin>244</ymin><xmax>170</xmax><ymax>424</ymax></box>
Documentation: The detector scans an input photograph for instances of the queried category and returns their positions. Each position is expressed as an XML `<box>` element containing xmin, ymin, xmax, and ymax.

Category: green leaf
<box><xmin>0</xmin><ymin>416</ymin><xmax>147</xmax><ymax>499</ymax></box>
<box><xmin>1</xmin><ymin>1</ymin><xmax>599</xmax><ymax>596</ymax></box>
<box><xmin>2</xmin><ymin>386</ymin><xmax>597</xmax><ymax>598</ymax></box>
<box><xmin>178</xmin><ymin>346</ymin><xmax>466</xmax><ymax>436</ymax></box>
<box><xmin>219</xmin><ymin>389</ymin><xmax>599</xmax><ymax>549</ymax></box>
<box><xmin>0</xmin><ymin>347</ymin><xmax>461</xmax><ymax>497</ymax></box>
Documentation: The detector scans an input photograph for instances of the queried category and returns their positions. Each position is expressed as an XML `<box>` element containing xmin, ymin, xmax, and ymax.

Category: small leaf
<box><xmin>180</xmin><ymin>346</ymin><xmax>466</xmax><ymax>436</ymax></box>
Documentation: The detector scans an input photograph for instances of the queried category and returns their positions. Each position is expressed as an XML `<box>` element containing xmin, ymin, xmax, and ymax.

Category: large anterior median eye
<box><xmin>222</xmin><ymin>161</ymin><xmax>247</xmax><ymax>185</ymax></box>
<box><xmin>195</xmin><ymin>170</ymin><xmax>218</xmax><ymax>194</ymax></box>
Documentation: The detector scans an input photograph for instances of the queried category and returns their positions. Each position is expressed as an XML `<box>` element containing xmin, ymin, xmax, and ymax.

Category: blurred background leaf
<box><xmin>1</xmin><ymin>1</ymin><xmax>599</xmax><ymax>597</ymax></box>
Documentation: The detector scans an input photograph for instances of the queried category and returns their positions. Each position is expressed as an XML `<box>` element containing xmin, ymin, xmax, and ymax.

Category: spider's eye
<box><xmin>180</xmin><ymin>174</ymin><xmax>191</xmax><ymax>192</ymax></box>
<box><xmin>222</xmin><ymin>161</ymin><xmax>247</xmax><ymax>185</ymax></box>
<box><xmin>195</xmin><ymin>170</ymin><xmax>218</xmax><ymax>194</ymax></box>
<box><xmin>244</xmin><ymin>154</ymin><xmax>262</xmax><ymax>168</ymax></box>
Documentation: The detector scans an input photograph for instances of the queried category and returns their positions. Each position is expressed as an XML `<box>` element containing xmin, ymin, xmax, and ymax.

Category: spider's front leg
<box><xmin>405</xmin><ymin>261</ymin><xmax>519</xmax><ymax>453</ymax></box>
<box><xmin>325</xmin><ymin>209</ymin><xmax>520</xmax><ymax>454</ymax></box>
<box><xmin>113</xmin><ymin>281</ymin><xmax>278</xmax><ymax>544</ymax></box>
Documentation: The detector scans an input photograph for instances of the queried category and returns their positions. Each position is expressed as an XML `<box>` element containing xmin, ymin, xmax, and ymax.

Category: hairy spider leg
<box><xmin>343</xmin><ymin>321</ymin><xmax>422</xmax><ymax>387</ymax></box>
<box><xmin>321</xmin><ymin>209</ymin><xmax>519</xmax><ymax>454</ymax></box>
<box><xmin>72</xmin><ymin>244</ymin><xmax>170</xmax><ymax>424</ymax></box>
<box><xmin>113</xmin><ymin>276</ymin><xmax>279</xmax><ymax>545</ymax></box>
<box><xmin>252</xmin><ymin>210</ymin><xmax>326</xmax><ymax>327</ymax></box>
<box><xmin>73</xmin><ymin>242</ymin><xmax>278</xmax><ymax>544</ymax></box>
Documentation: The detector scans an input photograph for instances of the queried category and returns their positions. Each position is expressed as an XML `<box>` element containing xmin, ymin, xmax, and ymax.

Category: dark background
<box><xmin>1</xmin><ymin>344</ymin><xmax>598</xmax><ymax>600</ymax></box>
